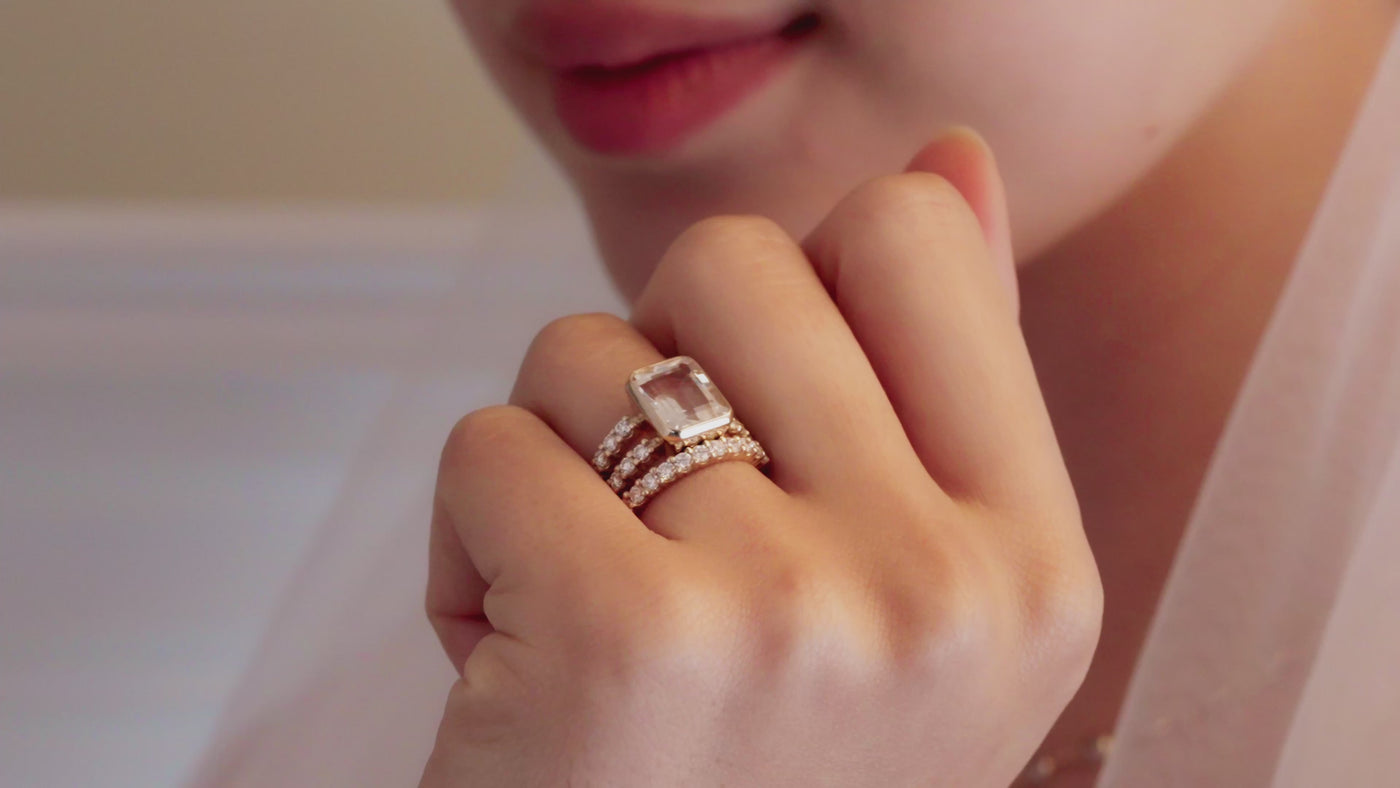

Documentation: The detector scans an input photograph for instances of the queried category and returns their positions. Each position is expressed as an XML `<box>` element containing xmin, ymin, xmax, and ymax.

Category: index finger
<box><xmin>427</xmin><ymin>404</ymin><xmax>661</xmax><ymax>666</ymax></box>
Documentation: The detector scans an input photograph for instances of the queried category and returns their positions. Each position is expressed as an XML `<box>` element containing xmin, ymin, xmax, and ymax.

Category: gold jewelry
<box><xmin>605</xmin><ymin>420</ymin><xmax>751</xmax><ymax>493</ymax></box>
<box><xmin>622</xmin><ymin>428</ymin><xmax>768</xmax><ymax>510</ymax></box>
<box><xmin>591</xmin><ymin>356</ymin><xmax>770</xmax><ymax>511</ymax></box>
<box><xmin>592</xmin><ymin>413</ymin><xmax>646</xmax><ymax>472</ymax></box>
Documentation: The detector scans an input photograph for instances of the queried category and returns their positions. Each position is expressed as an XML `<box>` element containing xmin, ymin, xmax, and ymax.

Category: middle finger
<box><xmin>630</xmin><ymin>214</ymin><xmax>923</xmax><ymax>497</ymax></box>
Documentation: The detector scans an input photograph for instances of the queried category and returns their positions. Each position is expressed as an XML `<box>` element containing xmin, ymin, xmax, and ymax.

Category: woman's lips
<box><xmin>544</xmin><ymin>13</ymin><xmax>820</xmax><ymax>156</ymax></box>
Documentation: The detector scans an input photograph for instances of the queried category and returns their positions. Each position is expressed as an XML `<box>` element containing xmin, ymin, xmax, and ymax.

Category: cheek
<box><xmin>832</xmin><ymin>0</ymin><xmax>1289</xmax><ymax>258</ymax></box>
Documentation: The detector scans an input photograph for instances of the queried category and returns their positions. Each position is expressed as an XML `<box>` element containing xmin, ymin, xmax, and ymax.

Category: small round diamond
<box><xmin>673</xmin><ymin>453</ymin><xmax>693</xmax><ymax>472</ymax></box>
<box><xmin>619</xmin><ymin>458</ymin><xmax>636</xmax><ymax>475</ymax></box>
<box><xmin>657</xmin><ymin>461</ymin><xmax>676</xmax><ymax>482</ymax></box>
<box><xmin>709</xmin><ymin>439</ymin><xmax>727</xmax><ymax>458</ymax></box>
<box><xmin>603</xmin><ymin>435</ymin><xmax>620</xmax><ymax>453</ymax></box>
<box><xmin>641</xmin><ymin>474</ymin><xmax>659</xmax><ymax>492</ymax></box>
<box><xmin>691</xmin><ymin>445</ymin><xmax>711</xmax><ymax>463</ymax></box>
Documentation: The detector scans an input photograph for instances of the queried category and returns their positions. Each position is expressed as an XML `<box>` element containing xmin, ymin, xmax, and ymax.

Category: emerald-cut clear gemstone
<box><xmin>627</xmin><ymin>356</ymin><xmax>733</xmax><ymax>443</ymax></box>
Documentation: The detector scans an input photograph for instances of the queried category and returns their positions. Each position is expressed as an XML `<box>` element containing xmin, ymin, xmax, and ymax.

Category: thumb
<box><xmin>904</xmin><ymin>127</ymin><xmax>1019</xmax><ymax>319</ymax></box>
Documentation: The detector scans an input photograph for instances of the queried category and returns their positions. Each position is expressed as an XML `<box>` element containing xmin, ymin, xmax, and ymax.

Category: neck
<box><xmin>1014</xmin><ymin>0</ymin><xmax>1398</xmax><ymax>759</ymax></box>
<box><xmin>1020</xmin><ymin>0</ymin><xmax>1397</xmax><ymax>540</ymax></box>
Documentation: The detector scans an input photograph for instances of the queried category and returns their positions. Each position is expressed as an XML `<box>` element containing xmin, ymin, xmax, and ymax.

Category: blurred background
<box><xmin>1</xmin><ymin>3</ymin><xmax>620</xmax><ymax>786</ymax></box>
<box><xmin>1</xmin><ymin>0</ymin><xmax>527</xmax><ymax>204</ymax></box>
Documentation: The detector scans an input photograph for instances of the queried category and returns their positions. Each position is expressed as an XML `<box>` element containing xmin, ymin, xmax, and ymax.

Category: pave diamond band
<box><xmin>591</xmin><ymin>356</ymin><xmax>770</xmax><ymax>511</ymax></box>
<box><xmin>592</xmin><ymin>413</ymin><xmax>647</xmax><ymax>472</ymax></box>
<box><xmin>605</xmin><ymin>420</ymin><xmax>751</xmax><ymax>493</ymax></box>
<box><xmin>621</xmin><ymin>433</ymin><xmax>768</xmax><ymax>510</ymax></box>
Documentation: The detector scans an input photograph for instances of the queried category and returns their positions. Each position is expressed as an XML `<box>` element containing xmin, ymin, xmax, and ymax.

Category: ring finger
<box><xmin>508</xmin><ymin>311</ymin><xmax>782</xmax><ymax>538</ymax></box>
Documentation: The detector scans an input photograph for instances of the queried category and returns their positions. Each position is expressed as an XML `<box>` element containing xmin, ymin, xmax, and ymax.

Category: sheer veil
<box><xmin>188</xmin><ymin>19</ymin><xmax>1400</xmax><ymax>786</ymax></box>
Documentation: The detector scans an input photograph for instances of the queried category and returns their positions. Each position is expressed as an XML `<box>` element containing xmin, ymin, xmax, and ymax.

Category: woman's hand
<box><xmin>421</xmin><ymin>129</ymin><xmax>1101</xmax><ymax>787</ymax></box>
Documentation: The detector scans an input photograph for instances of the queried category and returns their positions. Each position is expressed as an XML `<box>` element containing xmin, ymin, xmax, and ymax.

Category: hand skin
<box><xmin>421</xmin><ymin>130</ymin><xmax>1103</xmax><ymax>787</ymax></box>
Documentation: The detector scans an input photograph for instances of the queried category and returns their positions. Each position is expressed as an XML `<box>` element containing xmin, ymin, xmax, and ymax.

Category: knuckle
<box><xmin>521</xmin><ymin>312</ymin><xmax>631</xmax><ymax>375</ymax></box>
<box><xmin>894</xmin><ymin>550</ymin><xmax>1001</xmax><ymax>672</ymax></box>
<box><xmin>850</xmin><ymin>171</ymin><xmax>973</xmax><ymax>229</ymax></box>
<box><xmin>747</xmin><ymin>527</ymin><xmax>986</xmax><ymax>677</ymax></box>
<box><xmin>749</xmin><ymin>559</ymin><xmax>828</xmax><ymax>661</ymax></box>
<box><xmin>830</xmin><ymin>172</ymin><xmax>982</xmax><ymax>270</ymax></box>
<box><xmin>674</xmin><ymin>213</ymin><xmax>791</xmax><ymax>253</ymax></box>
<box><xmin>576</xmin><ymin>563</ymin><xmax>731</xmax><ymax>681</ymax></box>
<box><xmin>531</xmin><ymin>312</ymin><xmax>630</xmax><ymax>355</ymax></box>
<box><xmin>1018</xmin><ymin>551</ymin><xmax>1104</xmax><ymax>674</ymax></box>
<box><xmin>657</xmin><ymin>213</ymin><xmax>796</xmax><ymax>293</ymax></box>
<box><xmin>441</xmin><ymin>404</ymin><xmax>533</xmax><ymax>472</ymax></box>
<box><xmin>852</xmin><ymin>515</ymin><xmax>1006</xmax><ymax>673</ymax></box>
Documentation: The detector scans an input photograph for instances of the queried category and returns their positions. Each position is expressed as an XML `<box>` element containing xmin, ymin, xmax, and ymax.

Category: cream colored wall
<box><xmin>0</xmin><ymin>0</ymin><xmax>528</xmax><ymax>203</ymax></box>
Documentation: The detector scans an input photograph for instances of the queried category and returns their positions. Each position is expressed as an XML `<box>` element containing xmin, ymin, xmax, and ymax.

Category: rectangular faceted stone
<box><xmin>627</xmin><ymin>356</ymin><xmax>733</xmax><ymax>442</ymax></box>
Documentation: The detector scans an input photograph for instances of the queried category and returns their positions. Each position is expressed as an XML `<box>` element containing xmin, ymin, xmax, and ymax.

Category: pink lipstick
<box><xmin>516</xmin><ymin>6</ymin><xmax>820</xmax><ymax>155</ymax></box>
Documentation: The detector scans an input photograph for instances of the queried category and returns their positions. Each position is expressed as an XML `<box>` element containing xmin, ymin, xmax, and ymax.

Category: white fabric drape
<box><xmin>189</xmin><ymin>19</ymin><xmax>1400</xmax><ymax>787</ymax></box>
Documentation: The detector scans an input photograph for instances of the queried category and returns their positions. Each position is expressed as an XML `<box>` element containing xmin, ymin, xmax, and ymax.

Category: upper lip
<box><xmin>511</xmin><ymin>3</ymin><xmax>805</xmax><ymax>71</ymax></box>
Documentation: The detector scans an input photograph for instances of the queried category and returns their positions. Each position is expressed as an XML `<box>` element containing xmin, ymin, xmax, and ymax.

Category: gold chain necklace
<box><xmin>1012</xmin><ymin>732</ymin><xmax>1115</xmax><ymax>785</ymax></box>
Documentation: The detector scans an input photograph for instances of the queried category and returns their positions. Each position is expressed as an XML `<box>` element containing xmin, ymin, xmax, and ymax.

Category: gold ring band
<box><xmin>589</xmin><ymin>355</ymin><xmax>770</xmax><ymax>511</ymax></box>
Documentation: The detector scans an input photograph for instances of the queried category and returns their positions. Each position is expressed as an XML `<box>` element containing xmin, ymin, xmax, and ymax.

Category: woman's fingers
<box><xmin>508</xmin><ymin>311</ymin><xmax>663</xmax><ymax>459</ymax></box>
<box><xmin>506</xmin><ymin>311</ymin><xmax>783</xmax><ymax>540</ymax></box>
<box><xmin>426</xmin><ymin>404</ymin><xmax>659</xmax><ymax>667</ymax></box>
<box><xmin>629</xmin><ymin>215</ymin><xmax>924</xmax><ymax>497</ymax></box>
<box><xmin>800</xmin><ymin>134</ymin><xmax>1074</xmax><ymax>518</ymax></box>
<box><xmin>904</xmin><ymin>128</ymin><xmax>1019</xmax><ymax>318</ymax></box>
<box><xmin>422</xmin><ymin>134</ymin><xmax>1104</xmax><ymax>786</ymax></box>
<box><xmin>430</xmin><ymin>129</ymin><xmax>1078</xmax><ymax>677</ymax></box>
<box><xmin>427</xmin><ymin>494</ymin><xmax>491</xmax><ymax>674</ymax></box>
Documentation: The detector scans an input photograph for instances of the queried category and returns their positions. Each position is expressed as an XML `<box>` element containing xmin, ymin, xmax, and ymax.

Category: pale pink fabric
<box><xmin>1100</xmin><ymin>18</ymin><xmax>1400</xmax><ymax>787</ymax></box>
<box><xmin>188</xmin><ymin>20</ymin><xmax>1400</xmax><ymax>787</ymax></box>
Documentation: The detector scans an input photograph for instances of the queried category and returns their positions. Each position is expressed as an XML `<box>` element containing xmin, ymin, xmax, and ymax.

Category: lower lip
<box><xmin>551</xmin><ymin>25</ymin><xmax>812</xmax><ymax>156</ymax></box>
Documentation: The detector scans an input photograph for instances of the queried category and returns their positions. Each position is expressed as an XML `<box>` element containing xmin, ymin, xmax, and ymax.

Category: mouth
<box><xmin>516</xmin><ymin>6</ymin><xmax>822</xmax><ymax>156</ymax></box>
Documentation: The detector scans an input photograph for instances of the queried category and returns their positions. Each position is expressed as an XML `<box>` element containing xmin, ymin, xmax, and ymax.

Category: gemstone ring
<box><xmin>591</xmin><ymin>355</ymin><xmax>770</xmax><ymax>511</ymax></box>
